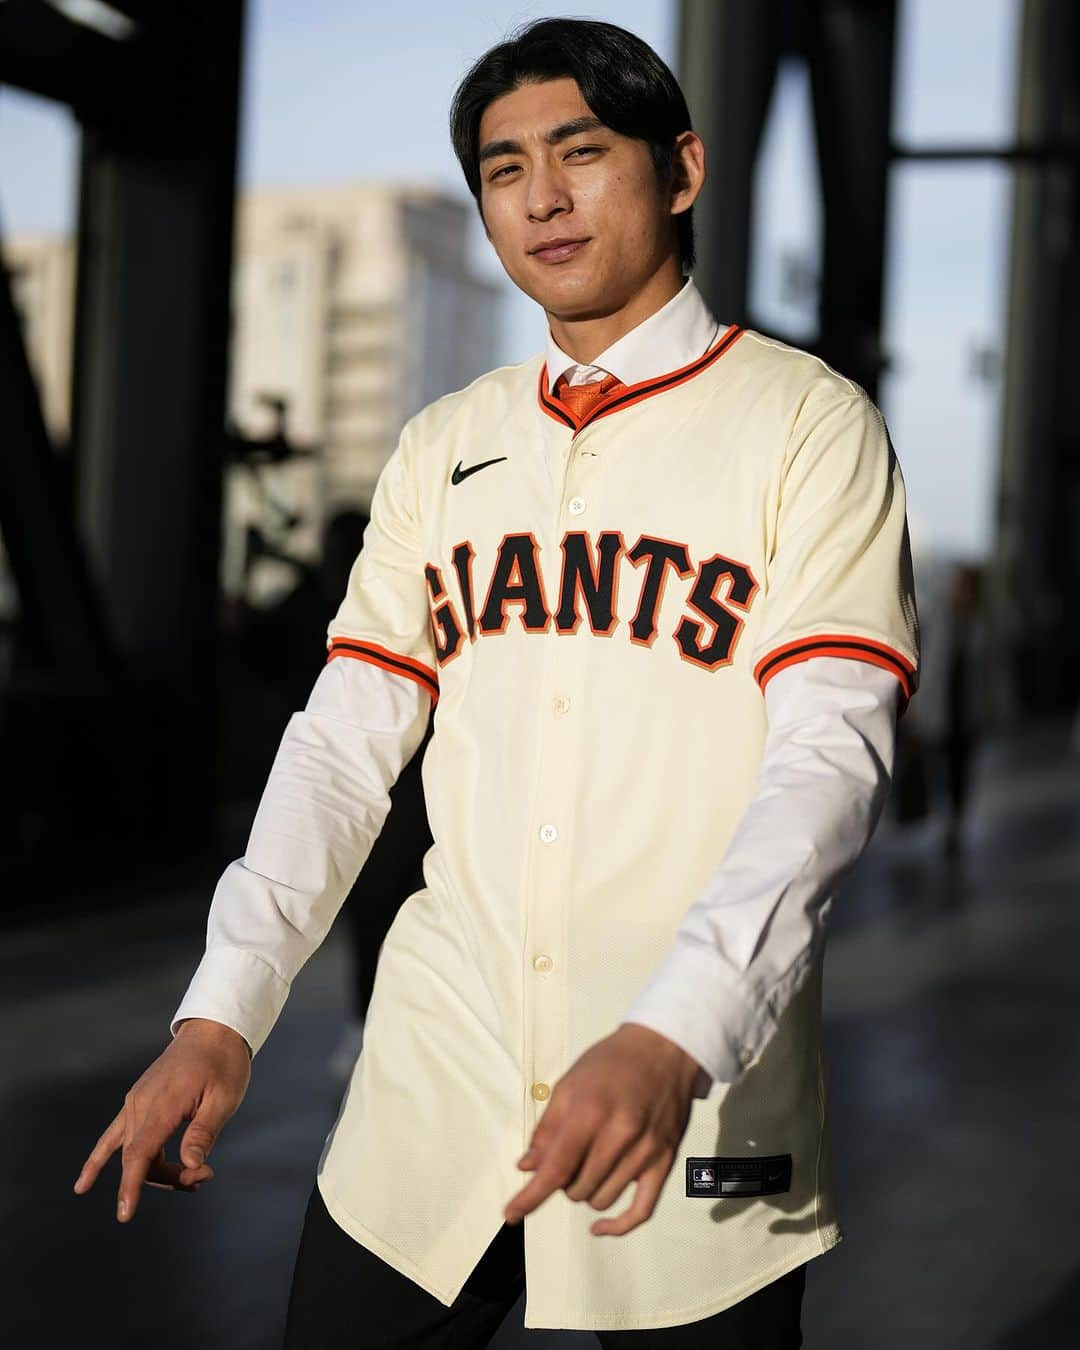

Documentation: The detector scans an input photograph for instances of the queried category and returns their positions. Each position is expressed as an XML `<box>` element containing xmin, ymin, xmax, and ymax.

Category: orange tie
<box><xmin>553</xmin><ymin>371</ymin><xmax>625</xmax><ymax>421</ymax></box>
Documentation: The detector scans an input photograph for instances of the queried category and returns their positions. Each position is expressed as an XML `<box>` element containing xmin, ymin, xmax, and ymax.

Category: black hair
<box><xmin>449</xmin><ymin>17</ymin><xmax>696</xmax><ymax>273</ymax></box>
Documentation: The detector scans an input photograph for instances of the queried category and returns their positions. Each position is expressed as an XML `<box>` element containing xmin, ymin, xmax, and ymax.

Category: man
<box><xmin>73</xmin><ymin>18</ymin><xmax>919</xmax><ymax>1348</ymax></box>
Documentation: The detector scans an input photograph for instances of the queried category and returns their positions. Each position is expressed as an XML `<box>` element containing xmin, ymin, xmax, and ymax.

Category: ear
<box><xmin>669</xmin><ymin>130</ymin><xmax>706</xmax><ymax>218</ymax></box>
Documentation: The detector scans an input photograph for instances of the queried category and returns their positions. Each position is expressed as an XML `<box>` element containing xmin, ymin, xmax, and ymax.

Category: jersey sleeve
<box><xmin>325</xmin><ymin>421</ymin><xmax>439</xmax><ymax>705</ymax></box>
<box><xmin>750</xmin><ymin>382</ymin><xmax>920</xmax><ymax>716</ymax></box>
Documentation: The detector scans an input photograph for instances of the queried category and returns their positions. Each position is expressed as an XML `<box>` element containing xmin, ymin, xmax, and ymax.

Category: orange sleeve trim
<box><xmin>753</xmin><ymin>634</ymin><xmax>917</xmax><ymax>717</ymax></box>
<box><xmin>326</xmin><ymin>638</ymin><xmax>439</xmax><ymax>704</ymax></box>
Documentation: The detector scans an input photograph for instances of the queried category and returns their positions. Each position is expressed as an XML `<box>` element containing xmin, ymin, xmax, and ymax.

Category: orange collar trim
<box><xmin>537</xmin><ymin>323</ymin><xmax>745</xmax><ymax>432</ymax></box>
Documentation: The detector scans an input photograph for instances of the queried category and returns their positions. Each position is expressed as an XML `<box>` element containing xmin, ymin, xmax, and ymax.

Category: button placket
<box><xmin>523</xmin><ymin>500</ymin><xmax>591</xmax><ymax>1119</ymax></box>
<box><xmin>528</xmin><ymin>711</ymin><xmax>566</xmax><ymax>1113</ymax></box>
<box><xmin>560</xmin><ymin>424</ymin><xmax>601</xmax><ymax>519</ymax></box>
<box><xmin>521</xmin><ymin>577</ymin><xmax>566</xmax><ymax>1125</ymax></box>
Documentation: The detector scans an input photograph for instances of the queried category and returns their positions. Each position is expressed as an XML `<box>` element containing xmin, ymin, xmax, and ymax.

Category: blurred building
<box><xmin>6</xmin><ymin>183</ymin><xmax>500</xmax><ymax>605</ymax></box>
<box><xmin>225</xmin><ymin>183</ymin><xmax>499</xmax><ymax>601</ymax></box>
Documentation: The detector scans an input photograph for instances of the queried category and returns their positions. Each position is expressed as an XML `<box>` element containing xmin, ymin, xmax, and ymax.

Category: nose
<box><xmin>526</xmin><ymin>161</ymin><xmax>571</xmax><ymax>222</ymax></box>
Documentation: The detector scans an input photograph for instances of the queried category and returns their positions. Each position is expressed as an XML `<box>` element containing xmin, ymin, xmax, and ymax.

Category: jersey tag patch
<box><xmin>685</xmin><ymin>1154</ymin><xmax>792</xmax><ymax>1198</ymax></box>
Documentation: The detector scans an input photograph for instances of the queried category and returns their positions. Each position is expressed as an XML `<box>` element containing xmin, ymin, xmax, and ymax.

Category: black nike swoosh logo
<box><xmin>451</xmin><ymin>456</ymin><xmax>507</xmax><ymax>485</ymax></box>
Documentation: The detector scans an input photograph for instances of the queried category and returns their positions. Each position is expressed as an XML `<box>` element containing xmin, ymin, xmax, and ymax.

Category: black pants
<box><xmin>283</xmin><ymin>1181</ymin><xmax>806</xmax><ymax>1348</ymax></box>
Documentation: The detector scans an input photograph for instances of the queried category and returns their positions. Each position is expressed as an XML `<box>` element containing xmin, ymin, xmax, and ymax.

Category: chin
<box><xmin>531</xmin><ymin>274</ymin><xmax>622</xmax><ymax>321</ymax></box>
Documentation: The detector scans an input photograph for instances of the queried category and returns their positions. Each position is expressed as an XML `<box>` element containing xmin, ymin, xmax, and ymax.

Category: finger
<box><xmin>515</xmin><ymin>1090</ymin><xmax>564</xmax><ymax>1166</ymax></box>
<box><xmin>117</xmin><ymin>1106</ymin><xmax>181</xmax><ymax>1222</ymax></box>
<box><xmin>506</xmin><ymin>1129</ymin><xmax>591</xmax><ymax>1222</ymax></box>
<box><xmin>162</xmin><ymin>1147</ymin><xmax>215</xmax><ymax>1188</ymax></box>
<box><xmin>145</xmin><ymin>1169</ymin><xmax>212</xmax><ymax>1192</ymax></box>
<box><xmin>584</xmin><ymin>1136</ymin><xmax>658</xmax><ymax>1212</ymax></box>
<box><xmin>171</xmin><ymin>1161</ymin><xmax>215</xmax><ymax>1187</ymax></box>
<box><xmin>564</xmin><ymin>1122</ymin><xmax>642</xmax><ymax>1203</ymax></box>
<box><xmin>516</xmin><ymin>1108</ymin><xmax>561</xmax><ymax>1168</ymax></box>
<box><xmin>73</xmin><ymin>1109</ymin><xmax>125</xmax><ymax>1195</ymax></box>
<box><xmin>591</xmin><ymin>1160</ymin><xmax>667</xmax><ymax>1237</ymax></box>
<box><xmin>145</xmin><ymin>1176</ymin><xmax>207</xmax><ymax>1192</ymax></box>
<box><xmin>145</xmin><ymin>1146</ymin><xmax>215</xmax><ymax>1191</ymax></box>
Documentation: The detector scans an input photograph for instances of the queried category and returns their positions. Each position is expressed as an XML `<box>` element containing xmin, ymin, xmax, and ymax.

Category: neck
<box><xmin>546</xmin><ymin>255</ymin><xmax>685</xmax><ymax>367</ymax></box>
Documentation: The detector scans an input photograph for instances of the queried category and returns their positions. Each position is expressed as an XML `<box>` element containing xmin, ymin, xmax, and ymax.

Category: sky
<box><xmin>0</xmin><ymin>0</ymin><xmax>1021</xmax><ymax>560</ymax></box>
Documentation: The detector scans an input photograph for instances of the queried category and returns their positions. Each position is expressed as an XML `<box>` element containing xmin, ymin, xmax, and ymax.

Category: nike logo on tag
<box><xmin>451</xmin><ymin>456</ymin><xmax>507</xmax><ymax>485</ymax></box>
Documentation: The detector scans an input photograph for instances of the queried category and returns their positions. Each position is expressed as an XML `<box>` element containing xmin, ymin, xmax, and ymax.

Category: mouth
<box><xmin>528</xmin><ymin>237</ymin><xmax>591</xmax><ymax>264</ymax></box>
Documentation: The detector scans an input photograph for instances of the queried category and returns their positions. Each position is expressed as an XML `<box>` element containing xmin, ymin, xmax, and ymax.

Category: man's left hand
<box><xmin>503</xmin><ymin>1023</ymin><xmax>706</xmax><ymax>1237</ymax></box>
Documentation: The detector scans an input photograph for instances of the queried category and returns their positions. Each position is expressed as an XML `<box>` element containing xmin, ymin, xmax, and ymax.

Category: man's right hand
<box><xmin>72</xmin><ymin>1018</ymin><xmax>253</xmax><ymax>1223</ymax></box>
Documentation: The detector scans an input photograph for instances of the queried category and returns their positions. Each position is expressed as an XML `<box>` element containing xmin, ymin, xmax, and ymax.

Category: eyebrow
<box><xmin>478</xmin><ymin>115</ymin><xmax>607</xmax><ymax>164</ymax></box>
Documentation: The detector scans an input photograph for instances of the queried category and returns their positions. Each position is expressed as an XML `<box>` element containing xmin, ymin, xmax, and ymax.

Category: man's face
<box><xmin>477</xmin><ymin>77</ymin><xmax>677</xmax><ymax>319</ymax></box>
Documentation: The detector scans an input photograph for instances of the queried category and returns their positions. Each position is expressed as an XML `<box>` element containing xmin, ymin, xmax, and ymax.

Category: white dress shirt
<box><xmin>171</xmin><ymin>276</ymin><xmax>904</xmax><ymax>1096</ymax></box>
<box><xmin>547</xmin><ymin>273</ymin><xmax>723</xmax><ymax>390</ymax></box>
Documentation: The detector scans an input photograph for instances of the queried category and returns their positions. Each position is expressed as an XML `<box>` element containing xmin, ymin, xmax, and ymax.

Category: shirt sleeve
<box><xmin>619</xmin><ymin>654</ymin><xmax>898</xmax><ymax>1093</ymax></box>
<box><xmin>169</xmin><ymin>651</ymin><xmax>430</xmax><ymax>1059</ymax></box>
<box><xmin>325</xmin><ymin>421</ymin><xmax>440</xmax><ymax>703</ymax></box>
<box><xmin>749</xmin><ymin>382</ymin><xmax>920</xmax><ymax>716</ymax></box>
<box><xmin>169</xmin><ymin>428</ymin><xmax>437</xmax><ymax>1058</ymax></box>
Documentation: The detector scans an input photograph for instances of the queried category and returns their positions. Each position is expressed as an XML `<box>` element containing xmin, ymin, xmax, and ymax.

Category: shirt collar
<box><xmin>544</xmin><ymin>276</ymin><xmax>722</xmax><ymax>390</ymax></box>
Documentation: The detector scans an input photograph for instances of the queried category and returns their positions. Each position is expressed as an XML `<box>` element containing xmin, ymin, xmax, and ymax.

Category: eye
<box><xmin>566</xmin><ymin>145</ymin><xmax>602</xmax><ymax>160</ymax></box>
<box><xmin>488</xmin><ymin>163</ymin><xmax>519</xmax><ymax>182</ymax></box>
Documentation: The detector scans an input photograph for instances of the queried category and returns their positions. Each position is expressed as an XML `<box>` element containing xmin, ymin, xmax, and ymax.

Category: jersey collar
<box><xmin>544</xmin><ymin>275</ymin><xmax>723</xmax><ymax>391</ymax></box>
<box><xmin>538</xmin><ymin>324</ymin><xmax>744</xmax><ymax>431</ymax></box>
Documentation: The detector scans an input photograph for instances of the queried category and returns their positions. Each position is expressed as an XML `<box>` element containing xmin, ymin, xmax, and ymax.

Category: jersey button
<box><xmin>552</xmin><ymin>695</ymin><xmax>570</xmax><ymax>715</ymax></box>
<box><xmin>533</xmin><ymin>953</ymin><xmax>553</xmax><ymax>972</ymax></box>
<box><xmin>567</xmin><ymin>495</ymin><xmax>586</xmax><ymax>515</ymax></box>
<box><xmin>531</xmin><ymin>1082</ymin><xmax>551</xmax><ymax>1101</ymax></box>
<box><xmin>538</xmin><ymin>823</ymin><xmax>558</xmax><ymax>844</ymax></box>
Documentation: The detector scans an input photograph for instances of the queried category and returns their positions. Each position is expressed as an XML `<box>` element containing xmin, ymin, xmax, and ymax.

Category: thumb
<box><xmin>180</xmin><ymin>1114</ymin><xmax>220</xmax><ymax>1169</ymax></box>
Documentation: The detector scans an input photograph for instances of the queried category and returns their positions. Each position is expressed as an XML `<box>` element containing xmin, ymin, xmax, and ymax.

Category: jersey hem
<box><xmin>522</xmin><ymin>1228</ymin><xmax>843</xmax><ymax>1331</ymax></box>
<box><xmin>315</xmin><ymin>1172</ymin><xmax>460</xmax><ymax>1307</ymax></box>
<box><xmin>318</xmin><ymin>1167</ymin><xmax>843</xmax><ymax>1329</ymax></box>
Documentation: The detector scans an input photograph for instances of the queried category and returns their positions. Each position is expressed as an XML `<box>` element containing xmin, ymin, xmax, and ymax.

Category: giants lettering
<box><xmin>555</xmin><ymin>530</ymin><xmax>624</xmax><ymax>634</ymax></box>
<box><xmin>674</xmin><ymin>553</ymin><xmax>759</xmax><ymax>669</ymax></box>
<box><xmin>626</xmin><ymin>536</ymin><xmax>693</xmax><ymax>645</ymax></box>
<box><xmin>424</xmin><ymin>562</ymin><xmax>464</xmax><ymax>664</ymax></box>
<box><xmin>425</xmin><ymin>531</ymin><xmax>758</xmax><ymax>672</ymax></box>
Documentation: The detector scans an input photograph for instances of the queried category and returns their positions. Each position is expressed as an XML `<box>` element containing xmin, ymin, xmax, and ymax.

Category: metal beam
<box><xmin>678</xmin><ymin>1</ymin><xmax>897</xmax><ymax>401</ymax></box>
<box><xmin>0</xmin><ymin>242</ymin><xmax>114</xmax><ymax>674</ymax></box>
<box><xmin>804</xmin><ymin>0</ymin><xmax>897</xmax><ymax>400</ymax></box>
<box><xmin>0</xmin><ymin>0</ymin><xmax>132</xmax><ymax>119</ymax></box>
<box><xmin>891</xmin><ymin>141</ymin><xmax>1080</xmax><ymax>165</ymax></box>
<box><xmin>69</xmin><ymin>0</ymin><xmax>244</xmax><ymax>826</ymax></box>
<box><xmin>991</xmin><ymin>0</ymin><xmax>1080</xmax><ymax>715</ymax></box>
<box><xmin>676</xmin><ymin>0</ymin><xmax>791</xmax><ymax>324</ymax></box>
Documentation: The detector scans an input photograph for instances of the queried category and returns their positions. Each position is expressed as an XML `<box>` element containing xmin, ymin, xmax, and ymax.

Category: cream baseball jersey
<box><xmin>308</xmin><ymin>325</ymin><xmax>919</xmax><ymax>1329</ymax></box>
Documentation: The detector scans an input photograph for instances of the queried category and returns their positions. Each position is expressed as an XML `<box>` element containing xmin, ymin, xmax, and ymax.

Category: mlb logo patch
<box><xmin>685</xmin><ymin>1154</ymin><xmax>793</xmax><ymax>1197</ymax></box>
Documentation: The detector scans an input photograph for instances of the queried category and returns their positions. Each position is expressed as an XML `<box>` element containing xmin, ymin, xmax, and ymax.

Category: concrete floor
<box><xmin>2</xmin><ymin>716</ymin><xmax>1078</xmax><ymax>1348</ymax></box>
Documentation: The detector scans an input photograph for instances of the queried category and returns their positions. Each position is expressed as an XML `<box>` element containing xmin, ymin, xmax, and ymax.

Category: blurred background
<box><xmin>1</xmin><ymin>1</ymin><xmax>1078</xmax><ymax>1346</ymax></box>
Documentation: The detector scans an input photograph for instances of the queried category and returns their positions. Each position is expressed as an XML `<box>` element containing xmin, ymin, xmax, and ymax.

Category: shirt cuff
<box><xmin>169</xmin><ymin>945</ymin><xmax>290</xmax><ymax>1060</ymax></box>
<box><xmin>619</xmin><ymin>938</ymin><xmax>812</xmax><ymax>1090</ymax></box>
